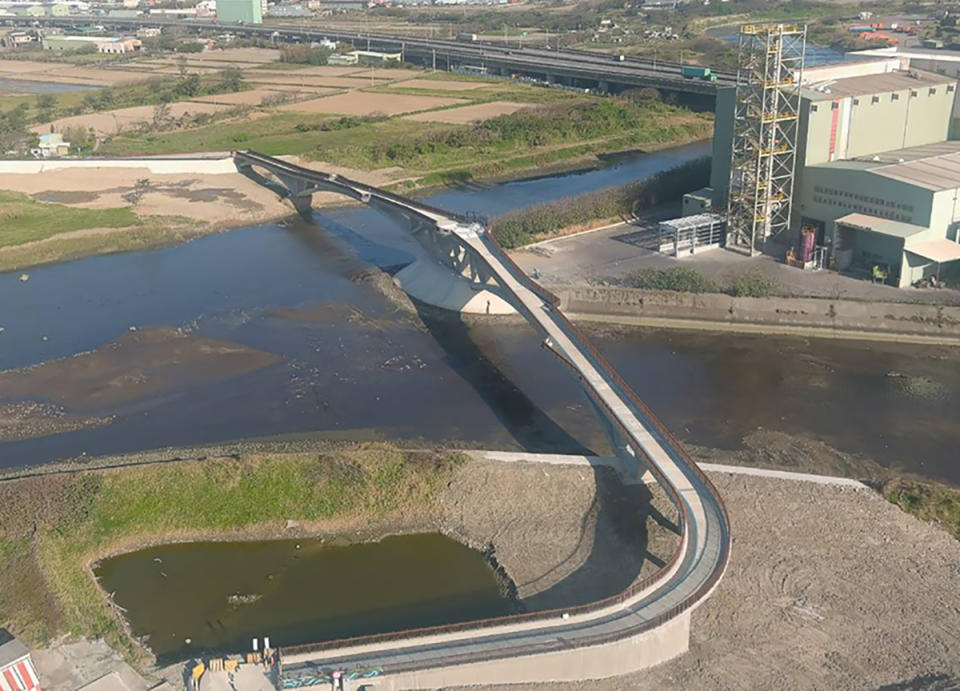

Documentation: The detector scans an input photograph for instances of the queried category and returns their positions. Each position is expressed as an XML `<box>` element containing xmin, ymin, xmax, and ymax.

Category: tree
<box><xmin>36</xmin><ymin>93</ymin><xmax>57</xmax><ymax>120</ymax></box>
<box><xmin>174</xmin><ymin>73</ymin><xmax>201</xmax><ymax>98</ymax></box>
<box><xmin>176</xmin><ymin>54</ymin><xmax>188</xmax><ymax>78</ymax></box>
<box><xmin>61</xmin><ymin>125</ymin><xmax>96</xmax><ymax>155</ymax></box>
<box><xmin>152</xmin><ymin>102</ymin><xmax>171</xmax><ymax>128</ymax></box>
<box><xmin>217</xmin><ymin>66</ymin><xmax>244</xmax><ymax>93</ymax></box>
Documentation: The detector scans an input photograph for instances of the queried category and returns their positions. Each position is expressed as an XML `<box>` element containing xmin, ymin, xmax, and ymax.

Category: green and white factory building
<box><xmin>709</xmin><ymin>56</ymin><xmax>960</xmax><ymax>287</ymax></box>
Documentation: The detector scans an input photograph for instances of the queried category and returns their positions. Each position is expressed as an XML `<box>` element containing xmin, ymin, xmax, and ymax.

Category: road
<box><xmin>8</xmin><ymin>15</ymin><xmax>734</xmax><ymax>96</ymax></box>
<box><xmin>233</xmin><ymin>151</ymin><xmax>731</xmax><ymax>686</ymax></box>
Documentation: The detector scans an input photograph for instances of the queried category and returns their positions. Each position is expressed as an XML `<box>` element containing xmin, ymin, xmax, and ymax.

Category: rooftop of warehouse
<box><xmin>835</xmin><ymin>212</ymin><xmax>930</xmax><ymax>239</ymax></box>
<box><xmin>803</xmin><ymin>68</ymin><xmax>953</xmax><ymax>100</ymax></box>
<box><xmin>809</xmin><ymin>140</ymin><xmax>960</xmax><ymax>191</ymax></box>
<box><xmin>852</xmin><ymin>45</ymin><xmax>960</xmax><ymax>63</ymax></box>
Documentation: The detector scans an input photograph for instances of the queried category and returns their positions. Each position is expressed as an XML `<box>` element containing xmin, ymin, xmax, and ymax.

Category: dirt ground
<box><xmin>187</xmin><ymin>89</ymin><xmax>290</xmax><ymax>107</ymax></box>
<box><xmin>468</xmin><ymin>467</ymin><xmax>960</xmax><ymax>691</ymax></box>
<box><xmin>155</xmin><ymin>48</ymin><xmax>280</xmax><ymax>65</ymax></box>
<box><xmin>35</xmin><ymin>101</ymin><xmax>235</xmax><ymax>137</ymax></box>
<box><xmin>439</xmin><ymin>460</ymin><xmax>677</xmax><ymax>607</ymax></box>
<box><xmin>0</xmin><ymin>327</ymin><xmax>281</xmax><ymax>412</ymax></box>
<box><xmin>0</xmin><ymin>62</ymin><xmax>151</xmax><ymax>87</ymax></box>
<box><xmin>405</xmin><ymin>100</ymin><xmax>533</xmax><ymax>123</ymax></box>
<box><xmin>0</xmin><ymin>167</ymin><xmax>291</xmax><ymax>224</ymax></box>
<box><xmin>278</xmin><ymin>91</ymin><xmax>466</xmax><ymax>116</ymax></box>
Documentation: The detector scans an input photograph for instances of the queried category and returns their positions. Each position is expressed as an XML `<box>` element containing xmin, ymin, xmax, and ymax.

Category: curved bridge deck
<box><xmin>234</xmin><ymin>151</ymin><xmax>731</xmax><ymax>687</ymax></box>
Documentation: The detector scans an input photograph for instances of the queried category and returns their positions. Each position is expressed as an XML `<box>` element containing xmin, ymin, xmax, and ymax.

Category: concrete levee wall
<box><xmin>0</xmin><ymin>157</ymin><xmax>239</xmax><ymax>175</ymax></box>
<box><xmin>325</xmin><ymin>612</ymin><xmax>690</xmax><ymax>691</ymax></box>
<box><xmin>557</xmin><ymin>287</ymin><xmax>960</xmax><ymax>339</ymax></box>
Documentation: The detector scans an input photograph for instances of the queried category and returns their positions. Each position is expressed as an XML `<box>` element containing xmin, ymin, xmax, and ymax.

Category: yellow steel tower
<box><xmin>726</xmin><ymin>24</ymin><xmax>806</xmax><ymax>255</ymax></box>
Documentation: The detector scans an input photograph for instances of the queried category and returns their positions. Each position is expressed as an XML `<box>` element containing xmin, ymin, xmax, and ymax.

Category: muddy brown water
<box><xmin>94</xmin><ymin>534</ymin><xmax>513</xmax><ymax>662</ymax></box>
<box><xmin>1</xmin><ymin>140</ymin><xmax>958</xmax><ymax>485</ymax></box>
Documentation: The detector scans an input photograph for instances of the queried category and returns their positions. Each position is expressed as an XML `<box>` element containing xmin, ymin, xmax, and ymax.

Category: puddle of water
<box><xmin>0</xmin><ymin>77</ymin><xmax>97</xmax><ymax>94</ymax></box>
<box><xmin>94</xmin><ymin>534</ymin><xmax>513</xmax><ymax>662</ymax></box>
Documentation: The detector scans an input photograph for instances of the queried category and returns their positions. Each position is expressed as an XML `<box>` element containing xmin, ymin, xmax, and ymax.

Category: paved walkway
<box><xmin>469</xmin><ymin>450</ymin><xmax>868</xmax><ymax>489</ymax></box>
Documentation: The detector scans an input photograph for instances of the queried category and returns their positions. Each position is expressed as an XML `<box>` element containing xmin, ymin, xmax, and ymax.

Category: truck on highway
<box><xmin>614</xmin><ymin>54</ymin><xmax>625</xmax><ymax>62</ymax></box>
<box><xmin>681</xmin><ymin>65</ymin><xmax>718</xmax><ymax>81</ymax></box>
<box><xmin>457</xmin><ymin>33</ymin><xmax>478</xmax><ymax>42</ymax></box>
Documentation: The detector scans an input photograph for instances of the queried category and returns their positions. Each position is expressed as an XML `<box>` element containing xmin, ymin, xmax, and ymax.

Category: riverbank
<box><xmin>556</xmin><ymin>286</ymin><xmax>960</xmax><ymax>345</ymax></box>
<box><xmin>4</xmin><ymin>440</ymin><xmax>960</xmax><ymax>689</ymax></box>
<box><xmin>0</xmin><ymin>443</ymin><xmax>678</xmax><ymax>670</ymax></box>
<box><xmin>0</xmin><ymin>140</ymin><xmax>709</xmax><ymax>273</ymax></box>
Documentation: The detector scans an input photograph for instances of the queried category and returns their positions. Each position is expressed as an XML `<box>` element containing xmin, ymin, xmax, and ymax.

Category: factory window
<box><xmin>853</xmin><ymin>98</ymin><xmax>860</xmax><ymax>105</ymax></box>
<box><xmin>891</xmin><ymin>93</ymin><xmax>900</xmax><ymax>101</ymax></box>
<box><xmin>831</xmin><ymin>102</ymin><xmax>839</xmax><ymax>110</ymax></box>
<box><xmin>872</xmin><ymin>95</ymin><xmax>880</xmax><ymax>104</ymax></box>
<box><xmin>949</xmin><ymin>85</ymin><xmax>956</xmax><ymax>93</ymax></box>
<box><xmin>911</xmin><ymin>90</ymin><xmax>918</xmax><ymax>97</ymax></box>
<box><xmin>811</xmin><ymin>105</ymin><xmax>819</xmax><ymax>112</ymax></box>
<box><xmin>930</xmin><ymin>87</ymin><xmax>937</xmax><ymax>95</ymax></box>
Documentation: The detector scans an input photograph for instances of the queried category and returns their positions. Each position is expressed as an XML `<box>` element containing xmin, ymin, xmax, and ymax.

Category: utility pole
<box><xmin>432</xmin><ymin>47</ymin><xmax>436</xmax><ymax>71</ymax></box>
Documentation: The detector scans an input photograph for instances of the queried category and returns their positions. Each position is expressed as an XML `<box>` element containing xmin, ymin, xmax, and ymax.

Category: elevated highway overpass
<box><xmin>234</xmin><ymin>150</ymin><xmax>731</xmax><ymax>689</ymax></box>
<box><xmin>9</xmin><ymin>15</ymin><xmax>733</xmax><ymax>98</ymax></box>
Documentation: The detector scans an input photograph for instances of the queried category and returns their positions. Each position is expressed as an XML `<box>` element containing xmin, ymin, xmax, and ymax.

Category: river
<box><xmin>1</xmin><ymin>139</ymin><xmax>959</xmax><ymax>484</ymax></box>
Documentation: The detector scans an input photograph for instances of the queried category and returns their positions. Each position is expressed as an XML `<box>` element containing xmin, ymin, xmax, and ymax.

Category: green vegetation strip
<box><xmin>101</xmin><ymin>96</ymin><xmax>712</xmax><ymax>185</ymax></box>
<box><xmin>621</xmin><ymin>267</ymin><xmax>780</xmax><ymax>298</ymax></box>
<box><xmin>883</xmin><ymin>478</ymin><xmax>960</xmax><ymax>542</ymax></box>
<box><xmin>0</xmin><ymin>192</ymin><xmax>142</xmax><ymax>248</ymax></box>
<box><xmin>0</xmin><ymin>445</ymin><xmax>465</xmax><ymax>662</ymax></box>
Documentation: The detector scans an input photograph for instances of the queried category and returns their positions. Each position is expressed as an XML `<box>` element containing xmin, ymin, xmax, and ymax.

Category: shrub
<box><xmin>729</xmin><ymin>271</ymin><xmax>778</xmax><ymax>298</ymax></box>
<box><xmin>622</xmin><ymin>267</ymin><xmax>718</xmax><ymax>293</ymax></box>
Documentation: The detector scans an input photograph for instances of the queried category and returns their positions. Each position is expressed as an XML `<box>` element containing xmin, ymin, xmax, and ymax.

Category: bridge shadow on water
<box><xmin>411</xmin><ymin>302</ymin><xmax>683</xmax><ymax>612</ymax></box>
<box><xmin>289</xmin><ymin>201</ymin><xmax>683</xmax><ymax>616</ymax></box>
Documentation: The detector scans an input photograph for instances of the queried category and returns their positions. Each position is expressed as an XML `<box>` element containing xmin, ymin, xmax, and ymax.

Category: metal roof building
<box><xmin>0</xmin><ymin>630</ymin><xmax>40</xmax><ymax>691</ymax></box>
<box><xmin>710</xmin><ymin>59</ymin><xmax>960</xmax><ymax>287</ymax></box>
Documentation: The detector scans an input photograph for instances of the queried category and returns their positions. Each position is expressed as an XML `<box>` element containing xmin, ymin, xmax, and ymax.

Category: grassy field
<box><xmin>0</xmin><ymin>445</ymin><xmax>466</xmax><ymax>662</ymax></box>
<box><xmin>100</xmin><ymin>112</ymin><xmax>435</xmax><ymax>157</ymax></box>
<box><xmin>0</xmin><ymin>191</ymin><xmax>142</xmax><ymax>247</ymax></box>
<box><xmin>101</xmin><ymin>96</ymin><xmax>712</xmax><ymax>191</ymax></box>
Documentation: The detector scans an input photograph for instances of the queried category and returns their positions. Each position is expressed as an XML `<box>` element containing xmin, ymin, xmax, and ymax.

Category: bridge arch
<box><xmin>235</xmin><ymin>151</ymin><xmax>518</xmax><ymax>315</ymax></box>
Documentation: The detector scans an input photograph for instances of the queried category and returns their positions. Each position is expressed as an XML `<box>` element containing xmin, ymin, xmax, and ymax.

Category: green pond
<box><xmin>94</xmin><ymin>533</ymin><xmax>514</xmax><ymax>661</ymax></box>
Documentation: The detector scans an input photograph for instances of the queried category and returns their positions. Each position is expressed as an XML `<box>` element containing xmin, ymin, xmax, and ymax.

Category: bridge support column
<box><xmin>289</xmin><ymin>193</ymin><xmax>313</xmax><ymax>218</ymax></box>
<box><xmin>583</xmin><ymin>394</ymin><xmax>647</xmax><ymax>484</ymax></box>
<box><xmin>598</xmin><ymin>80</ymin><xmax>610</xmax><ymax>93</ymax></box>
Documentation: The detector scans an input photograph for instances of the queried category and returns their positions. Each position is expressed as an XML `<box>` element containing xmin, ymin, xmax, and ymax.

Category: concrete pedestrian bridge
<box><xmin>234</xmin><ymin>151</ymin><xmax>731</xmax><ymax>689</ymax></box>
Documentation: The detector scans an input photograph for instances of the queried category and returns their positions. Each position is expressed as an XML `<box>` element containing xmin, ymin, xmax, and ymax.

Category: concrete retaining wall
<box><xmin>316</xmin><ymin>612</ymin><xmax>689</xmax><ymax>691</ymax></box>
<box><xmin>0</xmin><ymin>157</ymin><xmax>238</xmax><ymax>175</ymax></box>
<box><xmin>557</xmin><ymin>287</ymin><xmax>960</xmax><ymax>339</ymax></box>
